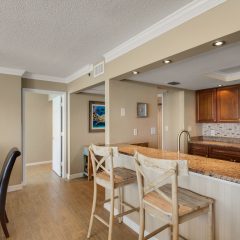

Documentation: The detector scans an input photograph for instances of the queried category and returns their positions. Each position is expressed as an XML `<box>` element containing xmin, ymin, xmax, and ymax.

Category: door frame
<box><xmin>157</xmin><ymin>93</ymin><xmax>164</xmax><ymax>150</ymax></box>
<box><xmin>22</xmin><ymin>88</ymin><xmax>67</xmax><ymax>185</ymax></box>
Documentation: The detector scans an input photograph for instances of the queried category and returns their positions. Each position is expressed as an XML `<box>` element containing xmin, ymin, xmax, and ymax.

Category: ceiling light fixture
<box><xmin>132</xmin><ymin>71</ymin><xmax>139</xmax><ymax>75</ymax></box>
<box><xmin>163</xmin><ymin>59</ymin><xmax>172</xmax><ymax>64</ymax></box>
<box><xmin>212</xmin><ymin>40</ymin><xmax>225</xmax><ymax>47</ymax></box>
<box><xmin>218</xmin><ymin>84</ymin><xmax>223</xmax><ymax>87</ymax></box>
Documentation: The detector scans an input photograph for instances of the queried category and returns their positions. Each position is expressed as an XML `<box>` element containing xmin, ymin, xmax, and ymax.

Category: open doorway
<box><xmin>22</xmin><ymin>89</ymin><xmax>67</xmax><ymax>185</ymax></box>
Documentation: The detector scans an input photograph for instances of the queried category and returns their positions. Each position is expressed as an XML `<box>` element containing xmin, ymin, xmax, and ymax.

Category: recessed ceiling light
<box><xmin>212</xmin><ymin>40</ymin><xmax>225</xmax><ymax>47</ymax></box>
<box><xmin>163</xmin><ymin>59</ymin><xmax>172</xmax><ymax>64</ymax></box>
<box><xmin>132</xmin><ymin>71</ymin><xmax>139</xmax><ymax>75</ymax></box>
<box><xmin>218</xmin><ymin>84</ymin><xmax>223</xmax><ymax>87</ymax></box>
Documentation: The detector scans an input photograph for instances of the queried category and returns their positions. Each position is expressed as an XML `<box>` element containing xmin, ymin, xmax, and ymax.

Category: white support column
<box><xmin>105</xmin><ymin>78</ymin><xmax>111</xmax><ymax>145</ymax></box>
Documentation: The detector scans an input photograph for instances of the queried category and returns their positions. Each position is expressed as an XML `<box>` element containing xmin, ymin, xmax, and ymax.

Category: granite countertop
<box><xmin>118</xmin><ymin>145</ymin><xmax>240</xmax><ymax>184</ymax></box>
<box><xmin>189</xmin><ymin>136</ymin><xmax>240</xmax><ymax>149</ymax></box>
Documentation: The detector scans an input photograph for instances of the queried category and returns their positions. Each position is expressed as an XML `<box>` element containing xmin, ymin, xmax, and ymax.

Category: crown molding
<box><xmin>103</xmin><ymin>0</ymin><xmax>226</xmax><ymax>63</ymax></box>
<box><xmin>0</xmin><ymin>66</ymin><xmax>25</xmax><ymax>76</ymax></box>
<box><xmin>22</xmin><ymin>64</ymin><xmax>93</xmax><ymax>83</ymax></box>
<box><xmin>65</xmin><ymin>64</ymin><xmax>93</xmax><ymax>83</ymax></box>
<box><xmin>23</xmin><ymin>72</ymin><xmax>66</xmax><ymax>83</ymax></box>
<box><xmin>208</xmin><ymin>71</ymin><xmax>240</xmax><ymax>82</ymax></box>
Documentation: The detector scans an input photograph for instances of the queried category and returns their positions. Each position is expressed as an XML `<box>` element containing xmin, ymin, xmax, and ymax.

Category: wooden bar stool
<box><xmin>134</xmin><ymin>152</ymin><xmax>215</xmax><ymax>240</ymax></box>
<box><xmin>87</xmin><ymin>144</ymin><xmax>139</xmax><ymax>240</ymax></box>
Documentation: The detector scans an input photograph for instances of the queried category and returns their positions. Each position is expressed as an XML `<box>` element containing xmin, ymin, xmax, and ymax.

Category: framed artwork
<box><xmin>89</xmin><ymin>101</ymin><xmax>105</xmax><ymax>132</ymax></box>
<box><xmin>137</xmin><ymin>102</ymin><xmax>148</xmax><ymax>118</ymax></box>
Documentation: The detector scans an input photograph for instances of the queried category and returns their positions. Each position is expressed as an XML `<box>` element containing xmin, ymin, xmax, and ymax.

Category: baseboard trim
<box><xmin>104</xmin><ymin>203</ymin><xmax>158</xmax><ymax>240</ymax></box>
<box><xmin>8</xmin><ymin>183</ymin><xmax>23</xmax><ymax>192</ymax></box>
<box><xmin>67</xmin><ymin>172</ymin><xmax>85</xmax><ymax>180</ymax></box>
<box><xmin>26</xmin><ymin>160</ymin><xmax>52</xmax><ymax>166</ymax></box>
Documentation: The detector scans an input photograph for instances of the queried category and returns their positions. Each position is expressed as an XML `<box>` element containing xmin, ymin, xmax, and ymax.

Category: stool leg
<box><xmin>87</xmin><ymin>182</ymin><xmax>98</xmax><ymax>239</ymax></box>
<box><xmin>118</xmin><ymin>187</ymin><xmax>123</xmax><ymax>223</ymax></box>
<box><xmin>138</xmin><ymin>204</ymin><xmax>145</xmax><ymax>240</ymax></box>
<box><xmin>208</xmin><ymin>203</ymin><xmax>215</xmax><ymax>240</ymax></box>
<box><xmin>108</xmin><ymin>187</ymin><xmax>115</xmax><ymax>240</ymax></box>
<box><xmin>172</xmin><ymin>224</ymin><xmax>179</xmax><ymax>240</ymax></box>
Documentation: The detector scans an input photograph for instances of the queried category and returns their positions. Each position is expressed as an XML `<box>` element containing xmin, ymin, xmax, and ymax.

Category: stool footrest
<box><xmin>94</xmin><ymin>214</ymin><xmax>109</xmax><ymax>227</ymax></box>
<box><xmin>145</xmin><ymin>224</ymin><xmax>170</xmax><ymax>240</ymax></box>
<box><xmin>103</xmin><ymin>196</ymin><xmax>119</xmax><ymax>204</ymax></box>
<box><xmin>115</xmin><ymin>207</ymin><xmax>139</xmax><ymax>218</ymax></box>
<box><xmin>179</xmin><ymin>234</ymin><xmax>188</xmax><ymax>240</ymax></box>
<box><xmin>121</xmin><ymin>201</ymin><xmax>136</xmax><ymax>210</ymax></box>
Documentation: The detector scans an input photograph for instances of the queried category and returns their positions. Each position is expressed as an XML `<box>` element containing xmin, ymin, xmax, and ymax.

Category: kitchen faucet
<box><xmin>177</xmin><ymin>130</ymin><xmax>191</xmax><ymax>155</ymax></box>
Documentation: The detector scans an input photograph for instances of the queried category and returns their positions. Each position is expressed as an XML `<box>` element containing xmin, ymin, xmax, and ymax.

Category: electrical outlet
<box><xmin>133</xmin><ymin>128</ymin><xmax>138</xmax><ymax>136</ymax></box>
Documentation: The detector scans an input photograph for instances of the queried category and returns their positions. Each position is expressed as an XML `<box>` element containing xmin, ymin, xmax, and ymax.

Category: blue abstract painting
<box><xmin>89</xmin><ymin>101</ymin><xmax>105</xmax><ymax>132</ymax></box>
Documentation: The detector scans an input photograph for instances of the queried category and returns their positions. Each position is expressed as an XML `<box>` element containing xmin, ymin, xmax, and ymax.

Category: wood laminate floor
<box><xmin>3</xmin><ymin>164</ymin><xmax>137</xmax><ymax>240</ymax></box>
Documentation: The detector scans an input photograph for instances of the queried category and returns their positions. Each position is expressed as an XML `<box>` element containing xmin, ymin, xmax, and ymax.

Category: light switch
<box><xmin>133</xmin><ymin>128</ymin><xmax>138</xmax><ymax>136</ymax></box>
<box><xmin>188</xmin><ymin>126</ymin><xmax>192</xmax><ymax>132</ymax></box>
<box><xmin>165</xmin><ymin>126</ymin><xmax>169</xmax><ymax>132</ymax></box>
<box><xmin>120</xmin><ymin>108</ymin><xmax>125</xmax><ymax>117</ymax></box>
<box><xmin>151</xmin><ymin>127</ymin><xmax>156</xmax><ymax>135</ymax></box>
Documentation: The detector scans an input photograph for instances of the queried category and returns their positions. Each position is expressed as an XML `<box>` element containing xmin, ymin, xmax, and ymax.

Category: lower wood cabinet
<box><xmin>188</xmin><ymin>143</ymin><xmax>208</xmax><ymax>157</ymax></box>
<box><xmin>208</xmin><ymin>145</ymin><xmax>240</xmax><ymax>162</ymax></box>
<box><xmin>188</xmin><ymin>142</ymin><xmax>240</xmax><ymax>162</ymax></box>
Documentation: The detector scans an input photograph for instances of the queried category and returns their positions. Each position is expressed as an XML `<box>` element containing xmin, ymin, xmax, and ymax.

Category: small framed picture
<box><xmin>137</xmin><ymin>102</ymin><xmax>148</xmax><ymax>118</ymax></box>
<box><xmin>89</xmin><ymin>101</ymin><xmax>105</xmax><ymax>132</ymax></box>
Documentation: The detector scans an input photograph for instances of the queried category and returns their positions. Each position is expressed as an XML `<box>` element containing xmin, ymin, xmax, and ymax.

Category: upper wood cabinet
<box><xmin>196</xmin><ymin>85</ymin><xmax>240</xmax><ymax>123</ymax></box>
<box><xmin>217</xmin><ymin>86</ymin><xmax>240</xmax><ymax>122</ymax></box>
<box><xmin>196</xmin><ymin>89</ymin><xmax>217</xmax><ymax>123</ymax></box>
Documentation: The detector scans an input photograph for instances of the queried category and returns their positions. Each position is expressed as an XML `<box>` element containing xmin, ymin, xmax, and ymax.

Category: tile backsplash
<box><xmin>202</xmin><ymin>123</ymin><xmax>240</xmax><ymax>138</ymax></box>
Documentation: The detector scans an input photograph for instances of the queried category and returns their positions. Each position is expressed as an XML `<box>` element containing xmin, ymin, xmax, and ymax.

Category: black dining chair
<box><xmin>0</xmin><ymin>148</ymin><xmax>21</xmax><ymax>238</ymax></box>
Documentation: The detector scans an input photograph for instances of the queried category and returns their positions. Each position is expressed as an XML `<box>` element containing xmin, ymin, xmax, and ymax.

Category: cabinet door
<box><xmin>196</xmin><ymin>89</ymin><xmax>217</xmax><ymax>123</ymax></box>
<box><xmin>217</xmin><ymin>86</ymin><xmax>240</xmax><ymax>122</ymax></box>
<box><xmin>208</xmin><ymin>145</ymin><xmax>240</xmax><ymax>162</ymax></box>
<box><xmin>188</xmin><ymin>143</ymin><xmax>208</xmax><ymax>157</ymax></box>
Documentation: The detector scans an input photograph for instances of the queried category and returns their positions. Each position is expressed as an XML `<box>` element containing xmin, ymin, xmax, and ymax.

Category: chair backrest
<box><xmin>89</xmin><ymin>144</ymin><xmax>118</xmax><ymax>183</ymax></box>
<box><xmin>134</xmin><ymin>151</ymin><xmax>188</xmax><ymax>218</ymax></box>
<box><xmin>0</xmin><ymin>148</ymin><xmax>21</xmax><ymax>214</ymax></box>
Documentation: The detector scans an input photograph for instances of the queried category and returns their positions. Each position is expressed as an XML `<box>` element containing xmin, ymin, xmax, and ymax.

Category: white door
<box><xmin>52</xmin><ymin>96</ymin><xmax>62</xmax><ymax>176</ymax></box>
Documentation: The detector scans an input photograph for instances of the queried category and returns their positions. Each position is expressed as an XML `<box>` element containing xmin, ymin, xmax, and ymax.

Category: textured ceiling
<box><xmin>0</xmin><ymin>0</ymin><xmax>192</xmax><ymax>78</ymax></box>
<box><xmin>130</xmin><ymin>42</ymin><xmax>240</xmax><ymax>90</ymax></box>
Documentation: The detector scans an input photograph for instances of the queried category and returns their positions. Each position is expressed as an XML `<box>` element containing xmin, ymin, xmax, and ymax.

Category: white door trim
<box><xmin>22</xmin><ymin>88</ymin><xmax>67</xmax><ymax>185</ymax></box>
<box><xmin>157</xmin><ymin>93</ymin><xmax>164</xmax><ymax>150</ymax></box>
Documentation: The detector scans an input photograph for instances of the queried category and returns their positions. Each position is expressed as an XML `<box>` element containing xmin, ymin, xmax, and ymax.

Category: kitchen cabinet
<box><xmin>188</xmin><ymin>143</ymin><xmax>208</xmax><ymax>157</ymax></box>
<box><xmin>217</xmin><ymin>85</ymin><xmax>240</xmax><ymax>122</ymax></box>
<box><xmin>188</xmin><ymin>142</ymin><xmax>240</xmax><ymax>163</ymax></box>
<box><xmin>196</xmin><ymin>84</ymin><xmax>240</xmax><ymax>123</ymax></box>
<box><xmin>208</xmin><ymin>145</ymin><xmax>240</xmax><ymax>162</ymax></box>
<box><xmin>196</xmin><ymin>89</ymin><xmax>217</xmax><ymax>122</ymax></box>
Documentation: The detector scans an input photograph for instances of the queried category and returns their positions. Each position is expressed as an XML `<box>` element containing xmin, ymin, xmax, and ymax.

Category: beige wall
<box><xmin>108</xmin><ymin>81</ymin><xmax>201</xmax><ymax>153</ymax></box>
<box><xmin>22</xmin><ymin>78</ymin><xmax>67</xmax><ymax>92</ymax></box>
<box><xmin>162</xmin><ymin>89</ymin><xmax>185</xmax><ymax>152</ymax></box>
<box><xmin>109</xmin><ymin>80</ymin><xmax>159</xmax><ymax>148</ymax></box>
<box><xmin>70</xmin><ymin>93</ymin><xmax>105</xmax><ymax>174</ymax></box>
<box><xmin>0</xmin><ymin>74</ymin><xmax>22</xmax><ymax>185</ymax></box>
<box><xmin>24</xmin><ymin>92</ymin><xmax>52</xmax><ymax>164</ymax></box>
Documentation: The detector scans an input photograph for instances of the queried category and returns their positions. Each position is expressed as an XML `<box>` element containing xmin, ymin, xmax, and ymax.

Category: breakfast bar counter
<box><xmin>104</xmin><ymin>145</ymin><xmax>240</xmax><ymax>240</ymax></box>
<box><xmin>118</xmin><ymin>145</ymin><xmax>240</xmax><ymax>183</ymax></box>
